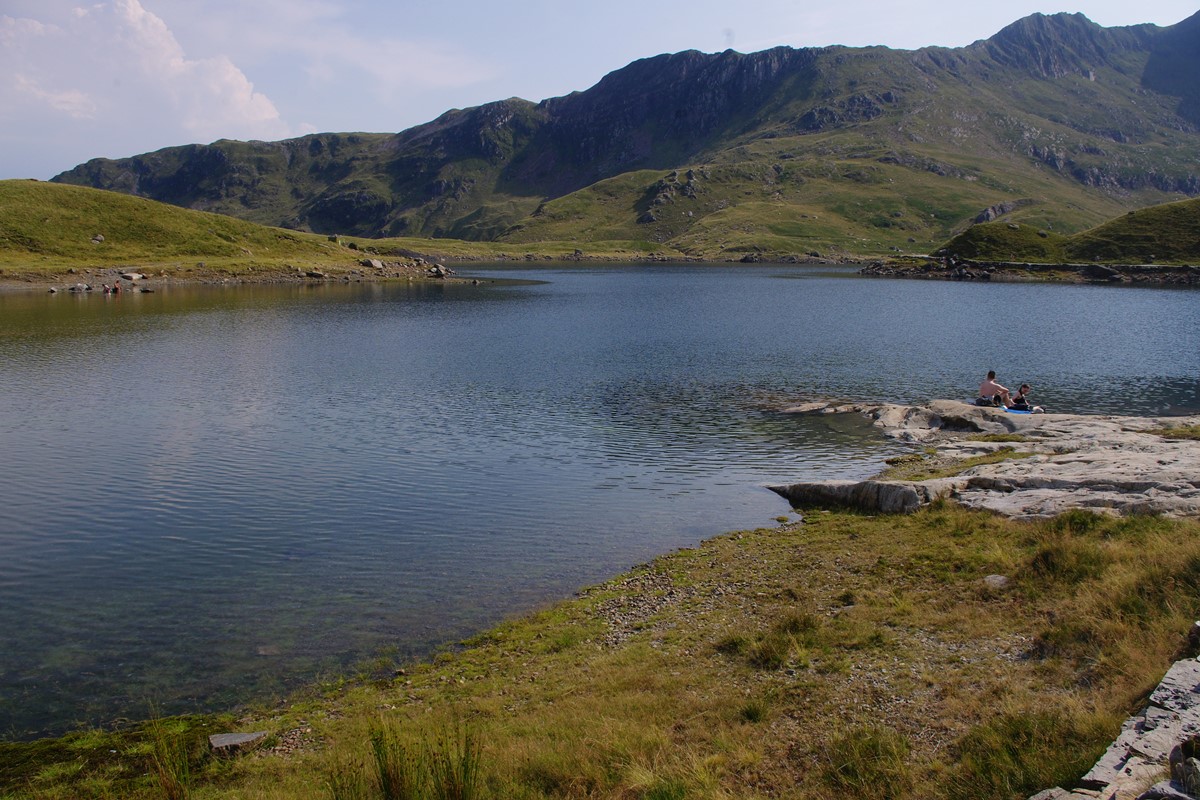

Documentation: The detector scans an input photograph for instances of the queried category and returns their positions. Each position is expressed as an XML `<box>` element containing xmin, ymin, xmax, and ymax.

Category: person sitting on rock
<box><xmin>1010</xmin><ymin>384</ymin><xmax>1044</xmax><ymax>413</ymax></box>
<box><xmin>977</xmin><ymin>370</ymin><xmax>1011</xmax><ymax>407</ymax></box>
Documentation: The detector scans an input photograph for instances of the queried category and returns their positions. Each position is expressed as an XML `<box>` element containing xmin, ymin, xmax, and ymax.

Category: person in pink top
<box><xmin>977</xmin><ymin>370</ymin><xmax>1011</xmax><ymax>407</ymax></box>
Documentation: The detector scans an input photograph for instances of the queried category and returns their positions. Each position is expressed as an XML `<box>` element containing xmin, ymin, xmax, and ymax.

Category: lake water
<box><xmin>1</xmin><ymin>264</ymin><xmax>1197</xmax><ymax>739</ymax></box>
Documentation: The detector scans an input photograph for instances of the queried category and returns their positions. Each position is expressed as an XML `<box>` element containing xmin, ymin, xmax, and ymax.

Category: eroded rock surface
<box><xmin>773</xmin><ymin>400</ymin><xmax>1200</xmax><ymax>519</ymax></box>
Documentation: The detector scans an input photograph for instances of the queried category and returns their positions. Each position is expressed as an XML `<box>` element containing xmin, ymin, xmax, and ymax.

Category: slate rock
<box><xmin>1150</xmin><ymin>660</ymin><xmax>1200</xmax><ymax>714</ymax></box>
<box><xmin>209</xmin><ymin>731</ymin><xmax>268</xmax><ymax>756</ymax></box>
<box><xmin>1136</xmin><ymin>781</ymin><xmax>1194</xmax><ymax>800</ymax></box>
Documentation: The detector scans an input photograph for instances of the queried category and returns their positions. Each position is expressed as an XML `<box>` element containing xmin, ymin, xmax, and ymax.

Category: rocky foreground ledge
<box><xmin>772</xmin><ymin>399</ymin><xmax>1200</xmax><ymax>519</ymax></box>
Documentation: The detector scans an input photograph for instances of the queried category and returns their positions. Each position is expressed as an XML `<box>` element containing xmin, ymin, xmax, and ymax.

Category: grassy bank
<box><xmin>0</xmin><ymin>181</ymin><xmax>674</xmax><ymax>286</ymax></box>
<box><xmin>6</xmin><ymin>506</ymin><xmax>1200</xmax><ymax>799</ymax></box>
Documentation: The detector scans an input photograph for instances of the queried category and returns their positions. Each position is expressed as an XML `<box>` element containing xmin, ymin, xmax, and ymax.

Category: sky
<box><xmin>1</xmin><ymin>0</ymin><xmax>1197</xmax><ymax>180</ymax></box>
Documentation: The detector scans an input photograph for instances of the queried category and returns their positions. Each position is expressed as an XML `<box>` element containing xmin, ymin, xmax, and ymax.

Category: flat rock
<box><xmin>209</xmin><ymin>731</ymin><xmax>268</xmax><ymax>755</ymax></box>
<box><xmin>776</xmin><ymin>400</ymin><xmax>1200</xmax><ymax>519</ymax></box>
<box><xmin>1150</xmin><ymin>659</ymin><xmax>1200</xmax><ymax>714</ymax></box>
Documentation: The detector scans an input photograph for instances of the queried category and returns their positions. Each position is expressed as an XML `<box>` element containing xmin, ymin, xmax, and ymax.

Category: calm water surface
<box><xmin>1</xmin><ymin>265</ymin><xmax>1197</xmax><ymax>738</ymax></box>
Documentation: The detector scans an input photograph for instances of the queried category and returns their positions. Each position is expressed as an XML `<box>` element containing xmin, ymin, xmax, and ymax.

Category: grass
<box><xmin>6</xmin><ymin>507</ymin><xmax>1200</xmax><ymax>799</ymax></box>
<box><xmin>969</xmin><ymin>433</ymin><xmax>1031</xmax><ymax>443</ymax></box>
<box><xmin>939</xmin><ymin>197</ymin><xmax>1200</xmax><ymax>265</ymax></box>
<box><xmin>877</xmin><ymin>446</ymin><xmax>1036</xmax><ymax>481</ymax></box>
<box><xmin>1148</xmin><ymin>424</ymin><xmax>1200</xmax><ymax>441</ymax></box>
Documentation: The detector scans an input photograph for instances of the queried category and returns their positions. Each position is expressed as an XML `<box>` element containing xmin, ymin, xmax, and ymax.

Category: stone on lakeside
<box><xmin>209</xmin><ymin>730</ymin><xmax>269</xmax><ymax>756</ymax></box>
<box><xmin>768</xmin><ymin>478</ymin><xmax>963</xmax><ymax>514</ymax></box>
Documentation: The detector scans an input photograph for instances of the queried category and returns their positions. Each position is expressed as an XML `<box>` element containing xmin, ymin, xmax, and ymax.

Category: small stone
<box><xmin>983</xmin><ymin>575</ymin><xmax>1010</xmax><ymax>591</ymax></box>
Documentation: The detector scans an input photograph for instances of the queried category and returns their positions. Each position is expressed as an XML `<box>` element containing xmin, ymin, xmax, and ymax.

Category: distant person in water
<box><xmin>977</xmin><ymin>371</ymin><xmax>1011</xmax><ymax>407</ymax></box>
<box><xmin>1010</xmin><ymin>384</ymin><xmax>1044</xmax><ymax>413</ymax></box>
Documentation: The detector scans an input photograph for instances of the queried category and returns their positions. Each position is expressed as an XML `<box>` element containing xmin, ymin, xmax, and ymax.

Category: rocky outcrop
<box><xmin>770</xmin><ymin>478</ymin><xmax>963</xmax><ymax>514</ymax></box>
<box><xmin>1031</xmin><ymin>648</ymin><xmax>1200</xmax><ymax>799</ymax></box>
<box><xmin>773</xmin><ymin>400</ymin><xmax>1200</xmax><ymax>519</ymax></box>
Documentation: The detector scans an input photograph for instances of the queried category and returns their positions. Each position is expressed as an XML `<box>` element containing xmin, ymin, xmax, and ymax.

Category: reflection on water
<box><xmin>0</xmin><ymin>266</ymin><xmax>1197</xmax><ymax>738</ymax></box>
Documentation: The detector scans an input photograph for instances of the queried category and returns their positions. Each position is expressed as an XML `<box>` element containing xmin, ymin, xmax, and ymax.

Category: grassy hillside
<box><xmin>938</xmin><ymin>197</ymin><xmax>1200</xmax><ymax>264</ymax></box>
<box><xmin>0</xmin><ymin>180</ymin><xmax>349</xmax><ymax>274</ymax></box>
<box><xmin>499</xmin><ymin>136</ymin><xmax>1137</xmax><ymax>259</ymax></box>
<box><xmin>0</xmin><ymin>181</ymin><xmax>587</xmax><ymax>279</ymax></box>
<box><xmin>1067</xmin><ymin>197</ymin><xmax>1200</xmax><ymax>262</ymax></box>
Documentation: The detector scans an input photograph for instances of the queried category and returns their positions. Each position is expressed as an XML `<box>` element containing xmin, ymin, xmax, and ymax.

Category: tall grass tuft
<box><xmin>427</xmin><ymin>725</ymin><xmax>483</xmax><ymax>800</ymax></box>
<box><xmin>328</xmin><ymin>722</ymin><xmax>485</xmax><ymax>800</ymax></box>
<box><xmin>748</xmin><ymin>612</ymin><xmax>820</xmax><ymax>669</ymax></box>
<box><xmin>821</xmin><ymin>725</ymin><xmax>913</xmax><ymax>800</ymax></box>
<box><xmin>946</xmin><ymin>709</ymin><xmax>1113</xmax><ymax>800</ymax></box>
<box><xmin>148</xmin><ymin>718</ymin><xmax>191</xmax><ymax>800</ymax></box>
<box><xmin>326</xmin><ymin>760</ymin><xmax>372</xmax><ymax>800</ymax></box>
<box><xmin>370</xmin><ymin>720</ymin><xmax>426</xmax><ymax>800</ymax></box>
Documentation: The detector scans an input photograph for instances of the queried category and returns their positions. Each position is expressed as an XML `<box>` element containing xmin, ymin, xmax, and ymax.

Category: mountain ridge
<box><xmin>51</xmin><ymin>11</ymin><xmax>1200</xmax><ymax>259</ymax></box>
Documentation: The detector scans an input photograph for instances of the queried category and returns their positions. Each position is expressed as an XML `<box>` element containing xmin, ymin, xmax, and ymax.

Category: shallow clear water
<box><xmin>0</xmin><ymin>265</ymin><xmax>1197</xmax><ymax>738</ymax></box>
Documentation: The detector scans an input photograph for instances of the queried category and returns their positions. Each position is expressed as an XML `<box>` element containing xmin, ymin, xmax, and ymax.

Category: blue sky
<box><xmin>1</xmin><ymin>0</ymin><xmax>1196</xmax><ymax>180</ymax></box>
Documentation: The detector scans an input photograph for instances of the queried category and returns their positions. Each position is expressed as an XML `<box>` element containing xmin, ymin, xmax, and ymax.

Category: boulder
<box><xmin>1083</xmin><ymin>264</ymin><xmax>1123</xmax><ymax>281</ymax></box>
<box><xmin>768</xmin><ymin>479</ymin><xmax>962</xmax><ymax>514</ymax></box>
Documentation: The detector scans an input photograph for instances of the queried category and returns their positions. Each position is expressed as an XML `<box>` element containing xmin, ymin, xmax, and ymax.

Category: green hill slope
<box><xmin>0</xmin><ymin>180</ymin><xmax>355</xmax><ymax>274</ymax></box>
<box><xmin>938</xmin><ymin>197</ymin><xmax>1200</xmax><ymax>264</ymax></box>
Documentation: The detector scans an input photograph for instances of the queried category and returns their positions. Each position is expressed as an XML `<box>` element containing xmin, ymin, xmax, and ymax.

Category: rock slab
<box><xmin>776</xmin><ymin>400</ymin><xmax>1200</xmax><ymax>519</ymax></box>
<box><xmin>209</xmin><ymin>730</ymin><xmax>268</xmax><ymax>756</ymax></box>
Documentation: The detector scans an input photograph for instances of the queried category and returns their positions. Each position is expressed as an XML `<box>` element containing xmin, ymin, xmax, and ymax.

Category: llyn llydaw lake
<box><xmin>1</xmin><ymin>264</ymin><xmax>1197</xmax><ymax>739</ymax></box>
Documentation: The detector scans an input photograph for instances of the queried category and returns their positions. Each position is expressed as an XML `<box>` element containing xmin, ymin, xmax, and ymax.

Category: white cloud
<box><xmin>12</xmin><ymin>73</ymin><xmax>98</xmax><ymax>118</ymax></box>
<box><xmin>103</xmin><ymin>0</ymin><xmax>292</xmax><ymax>141</ymax></box>
<box><xmin>0</xmin><ymin>0</ymin><xmax>298</xmax><ymax>177</ymax></box>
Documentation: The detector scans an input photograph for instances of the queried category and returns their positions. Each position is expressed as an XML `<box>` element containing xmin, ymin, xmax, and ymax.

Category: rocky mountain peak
<box><xmin>979</xmin><ymin>11</ymin><xmax>1154</xmax><ymax>78</ymax></box>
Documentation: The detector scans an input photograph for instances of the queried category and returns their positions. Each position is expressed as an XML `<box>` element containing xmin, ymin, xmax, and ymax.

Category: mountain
<box><xmin>51</xmin><ymin>11</ymin><xmax>1200</xmax><ymax>260</ymax></box>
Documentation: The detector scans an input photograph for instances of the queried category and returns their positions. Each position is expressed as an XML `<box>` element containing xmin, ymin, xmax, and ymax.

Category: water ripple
<box><xmin>1</xmin><ymin>269</ymin><xmax>1197</xmax><ymax>738</ymax></box>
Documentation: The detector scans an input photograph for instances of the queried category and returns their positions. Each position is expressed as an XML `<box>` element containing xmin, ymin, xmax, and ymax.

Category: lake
<box><xmin>1</xmin><ymin>264</ymin><xmax>1197</xmax><ymax>739</ymax></box>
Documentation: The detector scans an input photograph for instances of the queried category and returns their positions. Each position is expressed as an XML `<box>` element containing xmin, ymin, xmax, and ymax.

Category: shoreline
<box><xmin>4</xmin><ymin>402</ymin><xmax>1200</xmax><ymax>797</ymax></box>
<box><xmin>6</xmin><ymin>253</ymin><xmax>1200</xmax><ymax>295</ymax></box>
<box><xmin>859</xmin><ymin>257</ymin><xmax>1200</xmax><ymax>286</ymax></box>
<box><xmin>0</xmin><ymin>259</ymin><xmax>492</xmax><ymax>297</ymax></box>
